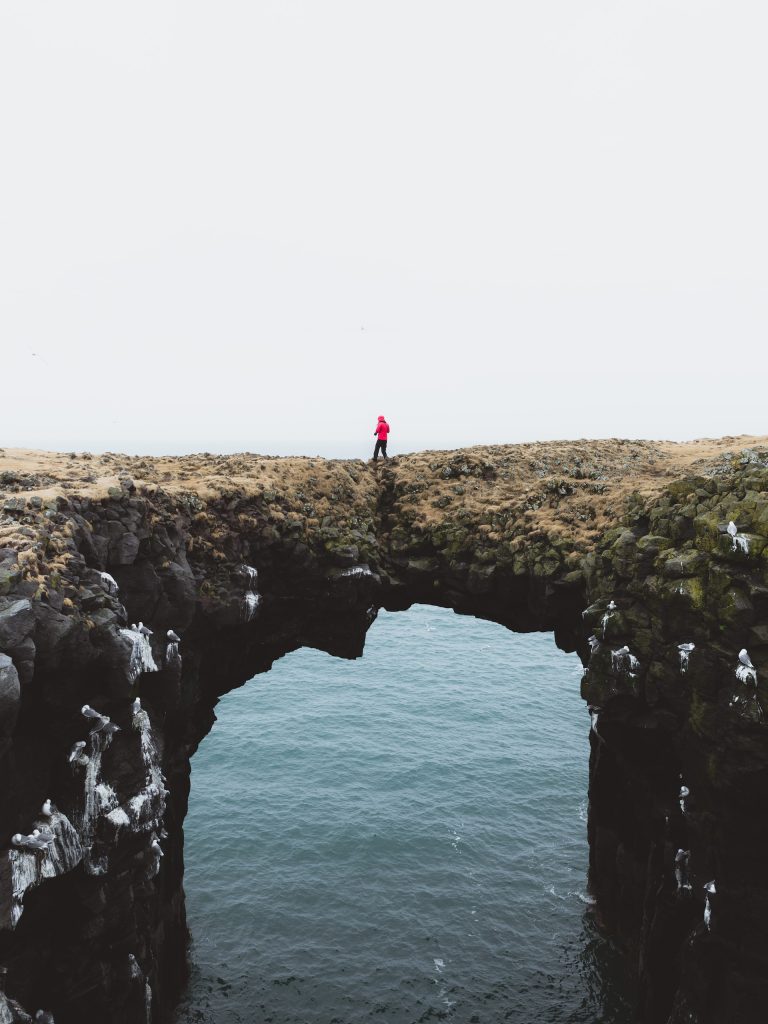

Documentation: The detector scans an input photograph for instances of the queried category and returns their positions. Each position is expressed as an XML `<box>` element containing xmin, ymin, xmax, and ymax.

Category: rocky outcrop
<box><xmin>0</xmin><ymin>439</ymin><xmax>766</xmax><ymax>1023</ymax></box>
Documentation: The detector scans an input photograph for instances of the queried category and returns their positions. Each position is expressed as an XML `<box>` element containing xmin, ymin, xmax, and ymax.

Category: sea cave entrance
<box><xmin>174</xmin><ymin>605</ymin><xmax>634</xmax><ymax>1024</ymax></box>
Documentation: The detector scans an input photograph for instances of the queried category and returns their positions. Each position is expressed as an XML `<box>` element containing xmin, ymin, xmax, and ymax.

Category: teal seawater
<box><xmin>175</xmin><ymin>605</ymin><xmax>634</xmax><ymax>1023</ymax></box>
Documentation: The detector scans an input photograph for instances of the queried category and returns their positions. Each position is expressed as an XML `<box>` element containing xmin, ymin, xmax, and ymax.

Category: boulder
<box><xmin>0</xmin><ymin>994</ymin><xmax>14</xmax><ymax>1024</ymax></box>
<box><xmin>0</xmin><ymin>653</ymin><xmax>20</xmax><ymax>734</ymax></box>
<box><xmin>0</xmin><ymin>599</ymin><xmax>34</xmax><ymax>649</ymax></box>
<box><xmin>327</xmin><ymin>544</ymin><xmax>359</xmax><ymax>567</ymax></box>
<box><xmin>7</xmin><ymin>636</ymin><xmax>35</xmax><ymax>686</ymax></box>
<box><xmin>110</xmin><ymin>532</ymin><xmax>140</xmax><ymax>565</ymax></box>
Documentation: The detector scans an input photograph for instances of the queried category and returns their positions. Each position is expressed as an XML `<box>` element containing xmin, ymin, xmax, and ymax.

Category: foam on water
<box><xmin>175</xmin><ymin>605</ymin><xmax>635</xmax><ymax>1024</ymax></box>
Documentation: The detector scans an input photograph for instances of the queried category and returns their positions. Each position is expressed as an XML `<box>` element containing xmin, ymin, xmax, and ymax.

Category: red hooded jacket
<box><xmin>374</xmin><ymin>416</ymin><xmax>390</xmax><ymax>441</ymax></box>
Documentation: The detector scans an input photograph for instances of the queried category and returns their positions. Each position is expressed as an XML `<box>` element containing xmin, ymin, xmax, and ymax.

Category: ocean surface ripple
<box><xmin>174</xmin><ymin>605</ymin><xmax>635</xmax><ymax>1023</ymax></box>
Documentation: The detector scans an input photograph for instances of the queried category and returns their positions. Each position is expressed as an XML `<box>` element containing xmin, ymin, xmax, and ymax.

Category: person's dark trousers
<box><xmin>373</xmin><ymin>440</ymin><xmax>388</xmax><ymax>460</ymax></box>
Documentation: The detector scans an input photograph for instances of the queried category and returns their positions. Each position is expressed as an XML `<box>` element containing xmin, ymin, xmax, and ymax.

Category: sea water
<box><xmin>174</xmin><ymin>605</ymin><xmax>635</xmax><ymax>1023</ymax></box>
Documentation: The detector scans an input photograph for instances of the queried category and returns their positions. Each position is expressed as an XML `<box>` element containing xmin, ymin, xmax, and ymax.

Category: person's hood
<box><xmin>378</xmin><ymin>415</ymin><xmax>386</xmax><ymax>421</ymax></box>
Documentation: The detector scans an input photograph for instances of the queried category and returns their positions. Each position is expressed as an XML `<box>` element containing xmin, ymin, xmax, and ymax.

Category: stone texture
<box><xmin>0</xmin><ymin>601</ymin><xmax>33</xmax><ymax>650</ymax></box>
<box><xmin>0</xmin><ymin>655</ymin><xmax>20</xmax><ymax>735</ymax></box>
<box><xmin>0</xmin><ymin>440</ymin><xmax>767</xmax><ymax>1022</ymax></box>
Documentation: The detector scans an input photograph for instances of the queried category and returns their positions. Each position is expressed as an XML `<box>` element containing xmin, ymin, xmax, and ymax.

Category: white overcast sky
<box><xmin>1</xmin><ymin>1</ymin><xmax>766</xmax><ymax>457</ymax></box>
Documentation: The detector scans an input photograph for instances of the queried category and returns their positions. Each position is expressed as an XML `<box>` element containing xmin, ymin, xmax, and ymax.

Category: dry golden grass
<box><xmin>0</xmin><ymin>435</ymin><xmax>765</xmax><ymax>557</ymax></box>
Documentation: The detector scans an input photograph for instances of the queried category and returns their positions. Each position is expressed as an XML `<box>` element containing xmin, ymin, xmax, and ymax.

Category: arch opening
<box><xmin>175</xmin><ymin>605</ymin><xmax>635</xmax><ymax>1024</ymax></box>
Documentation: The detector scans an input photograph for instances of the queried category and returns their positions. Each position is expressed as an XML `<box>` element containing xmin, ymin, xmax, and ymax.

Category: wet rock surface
<box><xmin>0</xmin><ymin>439</ymin><xmax>766</xmax><ymax>1022</ymax></box>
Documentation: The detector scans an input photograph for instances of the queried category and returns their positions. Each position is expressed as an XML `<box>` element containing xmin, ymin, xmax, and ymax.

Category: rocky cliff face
<box><xmin>0</xmin><ymin>438</ymin><xmax>766</xmax><ymax>1023</ymax></box>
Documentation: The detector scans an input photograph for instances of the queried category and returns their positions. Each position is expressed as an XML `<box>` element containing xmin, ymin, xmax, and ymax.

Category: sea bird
<box><xmin>739</xmin><ymin>649</ymin><xmax>755</xmax><ymax>669</ymax></box>
<box><xmin>679</xmin><ymin>785</ymin><xmax>690</xmax><ymax>815</ymax></box>
<box><xmin>13</xmin><ymin>830</ymin><xmax>54</xmax><ymax>851</ymax></box>
<box><xmin>704</xmin><ymin>880</ymin><xmax>716</xmax><ymax>930</ymax></box>
<box><xmin>67</xmin><ymin>741</ymin><xmax>87</xmax><ymax>763</ymax></box>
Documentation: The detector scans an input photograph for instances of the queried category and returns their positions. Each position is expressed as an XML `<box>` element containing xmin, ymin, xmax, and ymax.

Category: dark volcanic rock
<box><xmin>0</xmin><ymin>603</ymin><xmax>34</xmax><ymax>651</ymax></box>
<box><xmin>0</xmin><ymin>440</ymin><xmax>767</xmax><ymax>1023</ymax></box>
<box><xmin>0</xmin><ymin>656</ymin><xmax>20</xmax><ymax>735</ymax></box>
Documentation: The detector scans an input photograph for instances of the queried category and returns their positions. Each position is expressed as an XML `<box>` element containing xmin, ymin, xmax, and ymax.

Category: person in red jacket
<box><xmin>373</xmin><ymin>415</ymin><xmax>390</xmax><ymax>461</ymax></box>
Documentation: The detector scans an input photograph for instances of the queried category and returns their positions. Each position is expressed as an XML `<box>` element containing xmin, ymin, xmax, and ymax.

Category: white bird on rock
<box><xmin>150</xmin><ymin>838</ymin><xmax>163</xmax><ymax>858</ymax></box>
<box><xmin>138</xmin><ymin>622</ymin><xmax>152</xmax><ymax>637</ymax></box>
<box><xmin>739</xmin><ymin>649</ymin><xmax>755</xmax><ymax>669</ymax></box>
<box><xmin>167</xmin><ymin>629</ymin><xmax>181</xmax><ymax>643</ymax></box>
<box><xmin>89</xmin><ymin>714</ymin><xmax>120</xmax><ymax>736</ymax></box>
<box><xmin>67</xmin><ymin>740</ymin><xmax>87</xmax><ymax>763</ymax></box>
<box><xmin>727</xmin><ymin>521</ymin><xmax>738</xmax><ymax>538</ymax></box>
<box><xmin>607</xmin><ymin>600</ymin><xmax>617</xmax><ymax>611</ymax></box>
<box><xmin>81</xmin><ymin>703</ymin><xmax>120</xmax><ymax>734</ymax></box>
<box><xmin>678</xmin><ymin>642</ymin><xmax>695</xmax><ymax>652</ymax></box>
<box><xmin>679</xmin><ymin>785</ymin><xmax>690</xmax><ymax>814</ymax></box>
<box><xmin>703</xmin><ymin>880</ymin><xmax>716</xmax><ymax>930</ymax></box>
<box><xmin>588</xmin><ymin>706</ymin><xmax>601</xmax><ymax>736</ymax></box>
<box><xmin>132</xmin><ymin>697</ymin><xmax>142</xmax><ymax>716</ymax></box>
<box><xmin>675</xmin><ymin>849</ymin><xmax>691</xmax><ymax>893</ymax></box>
<box><xmin>41</xmin><ymin>799</ymin><xmax>52</xmax><ymax>817</ymax></box>
<box><xmin>13</xmin><ymin>830</ymin><xmax>54</xmax><ymax>851</ymax></box>
<box><xmin>35</xmin><ymin>1011</ymin><xmax>55</xmax><ymax>1024</ymax></box>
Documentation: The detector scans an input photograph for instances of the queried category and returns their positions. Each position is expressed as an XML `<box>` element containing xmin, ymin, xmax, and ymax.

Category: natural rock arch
<box><xmin>0</xmin><ymin>437</ymin><xmax>767</xmax><ymax>1023</ymax></box>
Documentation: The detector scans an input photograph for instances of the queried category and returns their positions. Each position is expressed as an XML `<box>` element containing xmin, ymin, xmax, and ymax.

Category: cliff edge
<box><xmin>0</xmin><ymin>436</ymin><xmax>767</xmax><ymax>1024</ymax></box>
